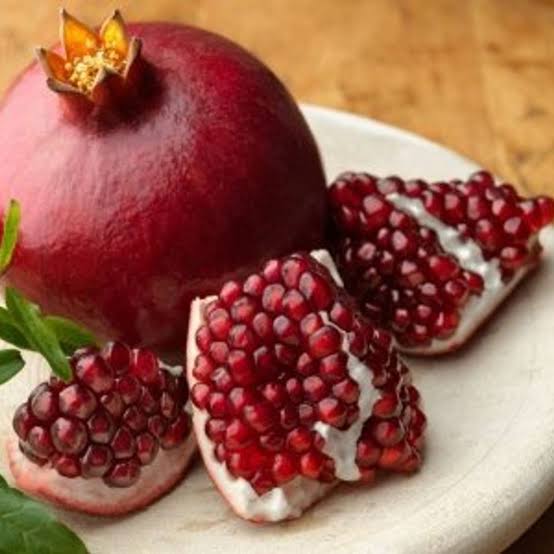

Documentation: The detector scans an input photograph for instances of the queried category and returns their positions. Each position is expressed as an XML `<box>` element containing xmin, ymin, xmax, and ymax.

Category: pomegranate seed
<box><xmin>130</xmin><ymin>349</ymin><xmax>159</xmax><ymax>384</ymax></box>
<box><xmin>117</xmin><ymin>375</ymin><xmax>141</xmax><ymax>405</ymax></box>
<box><xmin>262</xmin><ymin>284</ymin><xmax>285</xmax><ymax>313</ymax></box>
<box><xmin>26</xmin><ymin>426</ymin><xmax>54</xmax><ymax>458</ymax></box>
<box><xmin>303</xmin><ymin>376</ymin><xmax>328</xmax><ymax>402</ymax></box>
<box><xmin>373</xmin><ymin>419</ymin><xmax>404</xmax><ymax>447</ymax></box>
<box><xmin>280</xmin><ymin>405</ymin><xmax>299</xmax><ymax>429</ymax></box>
<box><xmin>208</xmin><ymin>308</ymin><xmax>232</xmax><ymax>340</ymax></box>
<box><xmin>195</xmin><ymin>326</ymin><xmax>212</xmax><ymax>352</ymax></box>
<box><xmin>281</xmin><ymin>257</ymin><xmax>309</xmax><ymax>288</ymax></box>
<box><xmin>243</xmin><ymin>274</ymin><xmax>266</xmax><ymax>297</ymax></box>
<box><xmin>503</xmin><ymin>216</ymin><xmax>530</xmax><ymax>243</ymax></box>
<box><xmin>520</xmin><ymin>200</ymin><xmax>543</xmax><ymax>232</ymax></box>
<box><xmin>228</xmin><ymin>325</ymin><xmax>257</xmax><ymax>352</ymax></box>
<box><xmin>286</xmin><ymin>427</ymin><xmax>313</xmax><ymax>453</ymax></box>
<box><xmin>75</xmin><ymin>354</ymin><xmax>114</xmax><ymax>394</ymax></box>
<box><xmin>251</xmin><ymin>312</ymin><xmax>273</xmax><ymax>342</ymax></box>
<box><xmin>148</xmin><ymin>415</ymin><xmax>167</xmax><ymax>438</ymax></box>
<box><xmin>428</xmin><ymin>255</ymin><xmax>459</xmax><ymax>282</ymax></box>
<box><xmin>319</xmin><ymin>352</ymin><xmax>348</xmax><ymax>383</ymax></box>
<box><xmin>434</xmin><ymin>310</ymin><xmax>460</xmax><ymax>338</ymax></box>
<box><xmin>317</xmin><ymin>397</ymin><xmax>347</xmax><ymax>427</ymax></box>
<box><xmin>136</xmin><ymin>433</ymin><xmax>159</xmax><ymax>465</ymax></box>
<box><xmin>87</xmin><ymin>411</ymin><xmax>115</xmax><ymax>443</ymax></box>
<box><xmin>111</xmin><ymin>427</ymin><xmax>136</xmax><ymax>459</ymax></box>
<box><xmin>299</xmin><ymin>450</ymin><xmax>325</xmax><ymax>479</ymax></box>
<box><xmin>308</xmin><ymin>326</ymin><xmax>341</xmax><ymax>359</ymax></box>
<box><xmin>100</xmin><ymin>391</ymin><xmax>124</xmax><ymax>418</ymax></box>
<box><xmin>230</xmin><ymin>297</ymin><xmax>257</xmax><ymax>324</ymax></box>
<box><xmin>262</xmin><ymin>259</ymin><xmax>282</xmax><ymax>284</ymax></box>
<box><xmin>220</xmin><ymin>281</ymin><xmax>242</xmax><ymax>306</ymax></box>
<box><xmin>282</xmin><ymin>290</ymin><xmax>310</xmax><ymax>321</ymax></box>
<box><xmin>272</xmin><ymin>453</ymin><xmax>297</xmax><ymax>484</ymax></box>
<box><xmin>13</xmin><ymin>404</ymin><xmax>36</xmax><ymax>440</ymax></box>
<box><xmin>356</xmin><ymin>437</ymin><xmax>381</xmax><ymax>468</ymax></box>
<box><xmin>206</xmin><ymin>418</ymin><xmax>226</xmax><ymax>442</ymax></box>
<box><xmin>300</xmin><ymin>313</ymin><xmax>323</xmax><ymax>337</ymax></box>
<box><xmin>81</xmin><ymin>445</ymin><xmax>113</xmax><ymax>478</ymax></box>
<box><xmin>29</xmin><ymin>384</ymin><xmax>58</xmax><ymax>422</ymax></box>
<box><xmin>332</xmin><ymin>379</ymin><xmax>360</xmax><ymax>404</ymax></box>
<box><xmin>491</xmin><ymin>198</ymin><xmax>518</xmax><ymax>221</ymax></box>
<box><xmin>299</xmin><ymin>272</ymin><xmax>333</xmax><ymax>310</ymax></box>
<box><xmin>475</xmin><ymin>218</ymin><xmax>504</xmax><ymax>251</ymax></box>
<box><xmin>500</xmin><ymin>245</ymin><xmax>528</xmax><ymax>269</ymax></box>
<box><xmin>225</xmin><ymin>419</ymin><xmax>254</xmax><ymax>449</ymax></box>
<box><xmin>259</xmin><ymin>432</ymin><xmax>285</xmax><ymax>452</ymax></box>
<box><xmin>209</xmin><ymin>341</ymin><xmax>229</xmax><ymax>364</ymax></box>
<box><xmin>261</xmin><ymin>383</ymin><xmax>287</xmax><ymax>407</ymax></box>
<box><xmin>538</xmin><ymin>196</ymin><xmax>554</xmax><ymax>225</ymax></box>
<box><xmin>104</xmin><ymin>460</ymin><xmax>141</xmax><ymax>488</ymax></box>
<box><xmin>361</xmin><ymin>195</ymin><xmax>392</xmax><ymax>231</ymax></box>
<box><xmin>443</xmin><ymin>279</ymin><xmax>469</xmax><ymax>306</ymax></box>
<box><xmin>251</xmin><ymin>470</ymin><xmax>274</xmax><ymax>495</ymax></box>
<box><xmin>296</xmin><ymin>352</ymin><xmax>317</xmax><ymax>377</ymax></box>
<box><xmin>55</xmin><ymin>455</ymin><xmax>81</xmax><ymax>478</ymax></box>
<box><xmin>101</xmin><ymin>342</ymin><xmax>130</xmax><ymax>374</ymax></box>
<box><xmin>59</xmin><ymin>384</ymin><xmax>97</xmax><ymax>420</ymax></box>
<box><xmin>243</xmin><ymin>403</ymin><xmax>277</xmax><ymax>433</ymax></box>
<box><xmin>273</xmin><ymin>315</ymin><xmax>301</xmax><ymax>346</ymax></box>
<box><xmin>161</xmin><ymin>413</ymin><xmax>190</xmax><ymax>449</ymax></box>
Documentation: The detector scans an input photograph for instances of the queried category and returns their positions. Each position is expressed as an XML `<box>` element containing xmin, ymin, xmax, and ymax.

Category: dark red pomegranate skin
<box><xmin>0</xmin><ymin>23</ymin><xmax>327</xmax><ymax>350</ymax></box>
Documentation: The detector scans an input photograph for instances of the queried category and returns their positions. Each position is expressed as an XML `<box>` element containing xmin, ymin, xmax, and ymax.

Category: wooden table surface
<box><xmin>0</xmin><ymin>1</ymin><xmax>553</xmax><ymax>552</ymax></box>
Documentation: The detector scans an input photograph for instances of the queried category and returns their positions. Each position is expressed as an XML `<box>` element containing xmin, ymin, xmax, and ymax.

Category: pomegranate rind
<box><xmin>6</xmin><ymin>436</ymin><xmax>196</xmax><ymax>516</ymax></box>
<box><xmin>187</xmin><ymin>296</ymin><xmax>336</xmax><ymax>522</ymax></box>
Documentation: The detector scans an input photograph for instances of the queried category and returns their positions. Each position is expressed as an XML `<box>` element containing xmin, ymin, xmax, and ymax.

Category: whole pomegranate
<box><xmin>0</xmin><ymin>11</ymin><xmax>326</xmax><ymax>351</ymax></box>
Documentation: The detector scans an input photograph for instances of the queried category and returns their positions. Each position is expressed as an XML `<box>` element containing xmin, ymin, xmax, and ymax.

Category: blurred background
<box><xmin>0</xmin><ymin>1</ymin><xmax>553</xmax><ymax>551</ymax></box>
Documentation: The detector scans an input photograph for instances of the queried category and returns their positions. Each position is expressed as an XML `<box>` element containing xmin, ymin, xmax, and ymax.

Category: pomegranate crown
<box><xmin>0</xmin><ymin>200</ymin><xmax>97</xmax><ymax>385</ymax></box>
<box><xmin>35</xmin><ymin>9</ymin><xmax>141</xmax><ymax>104</ymax></box>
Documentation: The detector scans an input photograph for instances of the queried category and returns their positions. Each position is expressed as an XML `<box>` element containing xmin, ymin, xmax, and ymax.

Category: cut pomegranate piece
<box><xmin>328</xmin><ymin>171</ymin><xmax>554</xmax><ymax>354</ymax></box>
<box><xmin>187</xmin><ymin>250</ymin><xmax>425</xmax><ymax>522</ymax></box>
<box><xmin>7</xmin><ymin>343</ymin><xmax>196</xmax><ymax>516</ymax></box>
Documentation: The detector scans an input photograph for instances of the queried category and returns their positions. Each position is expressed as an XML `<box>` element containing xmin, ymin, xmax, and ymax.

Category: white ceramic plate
<box><xmin>1</xmin><ymin>105</ymin><xmax>553</xmax><ymax>554</ymax></box>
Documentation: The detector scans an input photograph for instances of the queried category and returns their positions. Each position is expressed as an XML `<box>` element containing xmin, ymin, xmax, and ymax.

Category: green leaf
<box><xmin>0</xmin><ymin>307</ymin><xmax>31</xmax><ymax>350</ymax></box>
<box><xmin>5</xmin><ymin>288</ymin><xmax>71</xmax><ymax>381</ymax></box>
<box><xmin>43</xmin><ymin>316</ymin><xmax>97</xmax><ymax>356</ymax></box>
<box><xmin>0</xmin><ymin>350</ymin><xmax>25</xmax><ymax>385</ymax></box>
<box><xmin>0</xmin><ymin>200</ymin><xmax>21</xmax><ymax>274</ymax></box>
<box><xmin>0</xmin><ymin>474</ymin><xmax>88</xmax><ymax>554</ymax></box>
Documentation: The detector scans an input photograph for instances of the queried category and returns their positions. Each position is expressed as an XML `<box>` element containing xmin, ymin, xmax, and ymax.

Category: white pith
<box><xmin>186</xmin><ymin>250</ymin><xmax>379</xmax><ymax>521</ymax></box>
<box><xmin>386</xmin><ymin>193</ymin><xmax>532</xmax><ymax>355</ymax></box>
<box><xmin>6</xmin><ymin>436</ymin><xmax>196</xmax><ymax>516</ymax></box>
<box><xmin>310</xmin><ymin>250</ymin><xmax>378</xmax><ymax>481</ymax></box>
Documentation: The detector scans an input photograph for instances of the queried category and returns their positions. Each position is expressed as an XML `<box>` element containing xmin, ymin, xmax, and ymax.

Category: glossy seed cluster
<box><xmin>329</xmin><ymin>174</ymin><xmax>483</xmax><ymax>347</ymax></box>
<box><xmin>397</xmin><ymin>170</ymin><xmax>554</xmax><ymax>277</ymax></box>
<box><xmin>328</xmin><ymin>171</ymin><xmax>554</xmax><ymax>347</ymax></box>
<box><xmin>13</xmin><ymin>343</ymin><xmax>191</xmax><ymax>488</ymax></box>
<box><xmin>191</xmin><ymin>253</ymin><xmax>425</xmax><ymax>494</ymax></box>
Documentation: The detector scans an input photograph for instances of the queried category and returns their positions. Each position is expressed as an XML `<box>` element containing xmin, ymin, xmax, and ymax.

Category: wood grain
<box><xmin>0</xmin><ymin>1</ymin><xmax>552</xmax><ymax>552</ymax></box>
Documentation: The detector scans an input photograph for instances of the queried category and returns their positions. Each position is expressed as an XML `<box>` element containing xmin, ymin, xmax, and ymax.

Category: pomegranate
<box><xmin>7</xmin><ymin>340</ymin><xmax>196</xmax><ymax>516</ymax></box>
<box><xmin>327</xmin><ymin>170</ymin><xmax>554</xmax><ymax>354</ymax></box>
<box><xmin>186</xmin><ymin>250</ymin><xmax>425</xmax><ymax>522</ymax></box>
<box><xmin>0</xmin><ymin>11</ymin><xmax>327</xmax><ymax>351</ymax></box>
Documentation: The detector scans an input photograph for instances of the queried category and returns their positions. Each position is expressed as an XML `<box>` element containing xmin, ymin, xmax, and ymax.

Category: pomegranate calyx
<box><xmin>35</xmin><ymin>9</ymin><xmax>142</xmax><ymax>105</ymax></box>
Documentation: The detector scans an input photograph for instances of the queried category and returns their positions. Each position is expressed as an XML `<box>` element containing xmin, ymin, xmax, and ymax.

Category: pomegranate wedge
<box><xmin>328</xmin><ymin>171</ymin><xmax>554</xmax><ymax>354</ymax></box>
<box><xmin>187</xmin><ymin>250</ymin><xmax>425</xmax><ymax>522</ymax></box>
